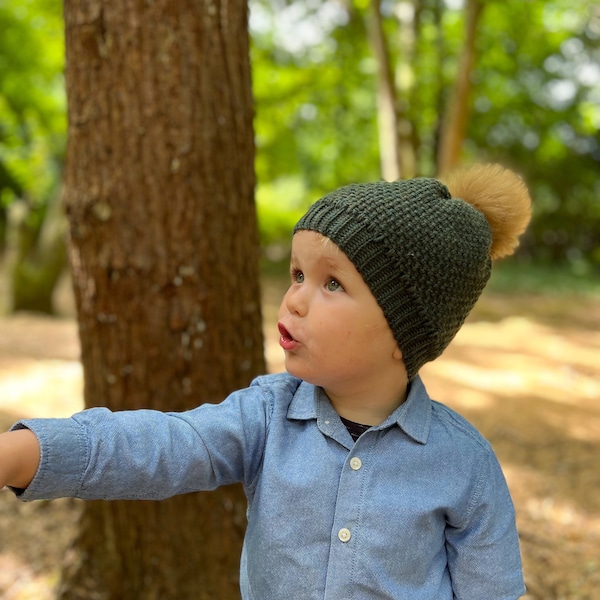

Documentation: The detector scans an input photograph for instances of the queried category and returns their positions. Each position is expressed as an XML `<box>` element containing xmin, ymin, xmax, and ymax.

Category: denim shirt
<box><xmin>14</xmin><ymin>373</ymin><xmax>525</xmax><ymax>599</ymax></box>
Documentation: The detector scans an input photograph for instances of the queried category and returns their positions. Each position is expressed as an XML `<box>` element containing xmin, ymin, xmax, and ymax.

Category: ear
<box><xmin>392</xmin><ymin>346</ymin><xmax>403</xmax><ymax>361</ymax></box>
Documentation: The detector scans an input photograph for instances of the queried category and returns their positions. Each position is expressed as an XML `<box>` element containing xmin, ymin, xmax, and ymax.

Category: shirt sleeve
<box><xmin>11</xmin><ymin>384</ymin><xmax>271</xmax><ymax>502</ymax></box>
<box><xmin>444</xmin><ymin>447</ymin><xmax>526</xmax><ymax>600</ymax></box>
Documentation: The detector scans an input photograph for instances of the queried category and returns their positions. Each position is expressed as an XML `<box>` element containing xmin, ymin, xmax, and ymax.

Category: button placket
<box><xmin>334</xmin><ymin>455</ymin><xmax>364</xmax><ymax>545</ymax></box>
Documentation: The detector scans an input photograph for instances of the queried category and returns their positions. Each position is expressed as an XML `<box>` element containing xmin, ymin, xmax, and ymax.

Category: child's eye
<box><xmin>291</xmin><ymin>269</ymin><xmax>304</xmax><ymax>284</ymax></box>
<box><xmin>326</xmin><ymin>279</ymin><xmax>343</xmax><ymax>292</ymax></box>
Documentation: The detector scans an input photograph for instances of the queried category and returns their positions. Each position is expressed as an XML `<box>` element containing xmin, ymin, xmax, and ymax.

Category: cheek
<box><xmin>334</xmin><ymin>323</ymin><xmax>376</xmax><ymax>349</ymax></box>
<box><xmin>360</xmin><ymin>316</ymin><xmax>391</xmax><ymax>338</ymax></box>
<box><xmin>277</xmin><ymin>297</ymin><xmax>288</xmax><ymax>319</ymax></box>
<box><xmin>358</xmin><ymin>318</ymin><xmax>397</xmax><ymax>352</ymax></box>
<box><xmin>319</xmin><ymin>312</ymin><xmax>351</xmax><ymax>333</ymax></box>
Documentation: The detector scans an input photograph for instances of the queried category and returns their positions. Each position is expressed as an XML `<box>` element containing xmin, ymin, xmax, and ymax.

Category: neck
<box><xmin>324</xmin><ymin>377</ymin><xmax>409</xmax><ymax>426</ymax></box>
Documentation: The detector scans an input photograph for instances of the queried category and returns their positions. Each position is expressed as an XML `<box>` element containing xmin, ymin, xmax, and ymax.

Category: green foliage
<box><xmin>256</xmin><ymin>175</ymin><xmax>307</xmax><ymax>258</ymax></box>
<box><xmin>0</xmin><ymin>0</ymin><xmax>65</xmax><ymax>216</ymax></box>
<box><xmin>0</xmin><ymin>0</ymin><xmax>66</xmax><ymax>313</ymax></box>
<box><xmin>252</xmin><ymin>0</ymin><xmax>381</xmax><ymax>197</ymax></box>
<box><xmin>469</xmin><ymin>0</ymin><xmax>600</xmax><ymax>266</ymax></box>
<box><xmin>251</xmin><ymin>0</ymin><xmax>600</xmax><ymax>270</ymax></box>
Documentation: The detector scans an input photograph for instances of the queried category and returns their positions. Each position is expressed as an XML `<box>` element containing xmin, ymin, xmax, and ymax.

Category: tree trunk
<box><xmin>367</xmin><ymin>0</ymin><xmax>418</xmax><ymax>181</ymax></box>
<box><xmin>59</xmin><ymin>1</ymin><xmax>263</xmax><ymax>598</ymax></box>
<box><xmin>436</xmin><ymin>0</ymin><xmax>485</xmax><ymax>175</ymax></box>
<box><xmin>5</xmin><ymin>192</ymin><xmax>67</xmax><ymax>314</ymax></box>
<box><xmin>368</xmin><ymin>0</ymin><xmax>402</xmax><ymax>181</ymax></box>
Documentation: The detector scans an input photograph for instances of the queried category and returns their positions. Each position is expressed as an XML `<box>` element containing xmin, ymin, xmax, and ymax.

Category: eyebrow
<box><xmin>290</xmin><ymin>239</ymin><xmax>346</xmax><ymax>272</ymax></box>
<box><xmin>322</xmin><ymin>256</ymin><xmax>343</xmax><ymax>270</ymax></box>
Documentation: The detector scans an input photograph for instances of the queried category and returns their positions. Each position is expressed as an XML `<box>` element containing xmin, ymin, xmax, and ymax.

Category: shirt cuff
<box><xmin>10</xmin><ymin>418</ymin><xmax>89</xmax><ymax>501</ymax></box>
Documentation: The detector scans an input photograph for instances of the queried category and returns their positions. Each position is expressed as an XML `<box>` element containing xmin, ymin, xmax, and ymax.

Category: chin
<box><xmin>284</xmin><ymin>361</ymin><xmax>320</xmax><ymax>386</ymax></box>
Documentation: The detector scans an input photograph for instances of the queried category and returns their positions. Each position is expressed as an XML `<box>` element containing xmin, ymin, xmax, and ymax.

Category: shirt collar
<box><xmin>287</xmin><ymin>376</ymin><xmax>432</xmax><ymax>445</ymax></box>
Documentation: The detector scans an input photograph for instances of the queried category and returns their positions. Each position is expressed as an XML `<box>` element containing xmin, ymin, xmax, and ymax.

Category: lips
<box><xmin>278</xmin><ymin>322</ymin><xmax>299</xmax><ymax>351</ymax></box>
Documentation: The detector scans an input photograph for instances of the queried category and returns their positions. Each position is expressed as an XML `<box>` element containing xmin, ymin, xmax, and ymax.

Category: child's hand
<box><xmin>0</xmin><ymin>429</ymin><xmax>40</xmax><ymax>490</ymax></box>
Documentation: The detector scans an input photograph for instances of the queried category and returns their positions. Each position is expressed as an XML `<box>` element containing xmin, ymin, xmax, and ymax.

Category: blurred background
<box><xmin>0</xmin><ymin>0</ymin><xmax>599</xmax><ymax>314</ymax></box>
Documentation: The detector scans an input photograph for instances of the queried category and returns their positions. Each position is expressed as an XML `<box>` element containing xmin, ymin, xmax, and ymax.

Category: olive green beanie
<box><xmin>293</xmin><ymin>177</ymin><xmax>494</xmax><ymax>381</ymax></box>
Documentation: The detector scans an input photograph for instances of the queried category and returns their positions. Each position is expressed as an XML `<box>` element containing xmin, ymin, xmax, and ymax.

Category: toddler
<box><xmin>0</xmin><ymin>163</ymin><xmax>532</xmax><ymax>599</ymax></box>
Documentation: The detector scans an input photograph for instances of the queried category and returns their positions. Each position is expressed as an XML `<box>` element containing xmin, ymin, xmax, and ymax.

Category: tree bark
<box><xmin>59</xmin><ymin>1</ymin><xmax>263</xmax><ymax>598</ymax></box>
<box><xmin>436</xmin><ymin>0</ymin><xmax>485</xmax><ymax>175</ymax></box>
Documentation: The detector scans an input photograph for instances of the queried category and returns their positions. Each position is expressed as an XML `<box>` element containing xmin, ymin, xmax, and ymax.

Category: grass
<box><xmin>475</xmin><ymin>260</ymin><xmax>599</xmax><ymax>297</ymax></box>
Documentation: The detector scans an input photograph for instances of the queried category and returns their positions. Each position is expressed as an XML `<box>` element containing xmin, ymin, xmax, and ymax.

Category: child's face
<box><xmin>278</xmin><ymin>231</ymin><xmax>403</xmax><ymax>399</ymax></box>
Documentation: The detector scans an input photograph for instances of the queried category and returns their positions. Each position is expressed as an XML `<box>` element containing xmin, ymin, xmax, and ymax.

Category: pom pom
<box><xmin>443</xmin><ymin>164</ymin><xmax>532</xmax><ymax>260</ymax></box>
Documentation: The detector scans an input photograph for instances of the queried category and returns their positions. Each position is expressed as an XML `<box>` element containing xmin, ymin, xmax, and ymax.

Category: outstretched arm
<box><xmin>0</xmin><ymin>428</ymin><xmax>40</xmax><ymax>490</ymax></box>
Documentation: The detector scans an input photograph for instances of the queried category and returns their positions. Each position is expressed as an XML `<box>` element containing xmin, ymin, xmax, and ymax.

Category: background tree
<box><xmin>57</xmin><ymin>1</ymin><xmax>264</xmax><ymax>598</ymax></box>
<box><xmin>367</xmin><ymin>0</ymin><xmax>405</xmax><ymax>180</ymax></box>
<box><xmin>0</xmin><ymin>0</ymin><xmax>66</xmax><ymax>313</ymax></box>
<box><xmin>436</xmin><ymin>0</ymin><xmax>484</xmax><ymax>175</ymax></box>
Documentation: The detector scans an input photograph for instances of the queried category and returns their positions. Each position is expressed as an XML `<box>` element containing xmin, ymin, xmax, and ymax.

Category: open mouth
<box><xmin>278</xmin><ymin>322</ymin><xmax>294</xmax><ymax>342</ymax></box>
<box><xmin>278</xmin><ymin>322</ymin><xmax>298</xmax><ymax>350</ymax></box>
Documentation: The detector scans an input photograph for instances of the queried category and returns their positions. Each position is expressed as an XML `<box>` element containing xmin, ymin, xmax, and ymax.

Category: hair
<box><xmin>442</xmin><ymin>164</ymin><xmax>532</xmax><ymax>260</ymax></box>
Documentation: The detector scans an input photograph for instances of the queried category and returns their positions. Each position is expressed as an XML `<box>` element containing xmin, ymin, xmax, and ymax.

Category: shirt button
<box><xmin>338</xmin><ymin>528</ymin><xmax>352</xmax><ymax>543</ymax></box>
<box><xmin>350</xmin><ymin>457</ymin><xmax>362</xmax><ymax>470</ymax></box>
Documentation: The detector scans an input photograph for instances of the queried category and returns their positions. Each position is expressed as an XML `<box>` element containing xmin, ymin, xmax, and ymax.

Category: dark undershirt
<box><xmin>340</xmin><ymin>416</ymin><xmax>371</xmax><ymax>442</ymax></box>
<box><xmin>340</xmin><ymin>383</ymin><xmax>410</xmax><ymax>442</ymax></box>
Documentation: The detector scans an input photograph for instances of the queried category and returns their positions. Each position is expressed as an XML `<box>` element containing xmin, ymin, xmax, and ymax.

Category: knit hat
<box><xmin>293</xmin><ymin>164</ymin><xmax>532</xmax><ymax>380</ymax></box>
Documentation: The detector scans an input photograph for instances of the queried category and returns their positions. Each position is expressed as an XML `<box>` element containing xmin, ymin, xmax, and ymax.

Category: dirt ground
<box><xmin>0</xmin><ymin>282</ymin><xmax>599</xmax><ymax>599</ymax></box>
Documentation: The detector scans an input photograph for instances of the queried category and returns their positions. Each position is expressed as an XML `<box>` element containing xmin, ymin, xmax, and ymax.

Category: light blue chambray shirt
<box><xmin>13</xmin><ymin>373</ymin><xmax>525</xmax><ymax>599</ymax></box>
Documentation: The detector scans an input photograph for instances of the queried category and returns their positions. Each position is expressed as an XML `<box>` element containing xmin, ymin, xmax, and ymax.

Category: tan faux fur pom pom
<box><xmin>443</xmin><ymin>164</ymin><xmax>532</xmax><ymax>260</ymax></box>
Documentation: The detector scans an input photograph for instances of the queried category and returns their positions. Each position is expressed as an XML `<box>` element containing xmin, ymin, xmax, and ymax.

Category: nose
<box><xmin>281</xmin><ymin>283</ymin><xmax>308</xmax><ymax>317</ymax></box>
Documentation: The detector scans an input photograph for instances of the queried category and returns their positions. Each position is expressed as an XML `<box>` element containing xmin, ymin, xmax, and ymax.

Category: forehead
<box><xmin>291</xmin><ymin>231</ymin><xmax>364</xmax><ymax>282</ymax></box>
<box><xmin>291</xmin><ymin>230</ymin><xmax>341</xmax><ymax>259</ymax></box>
